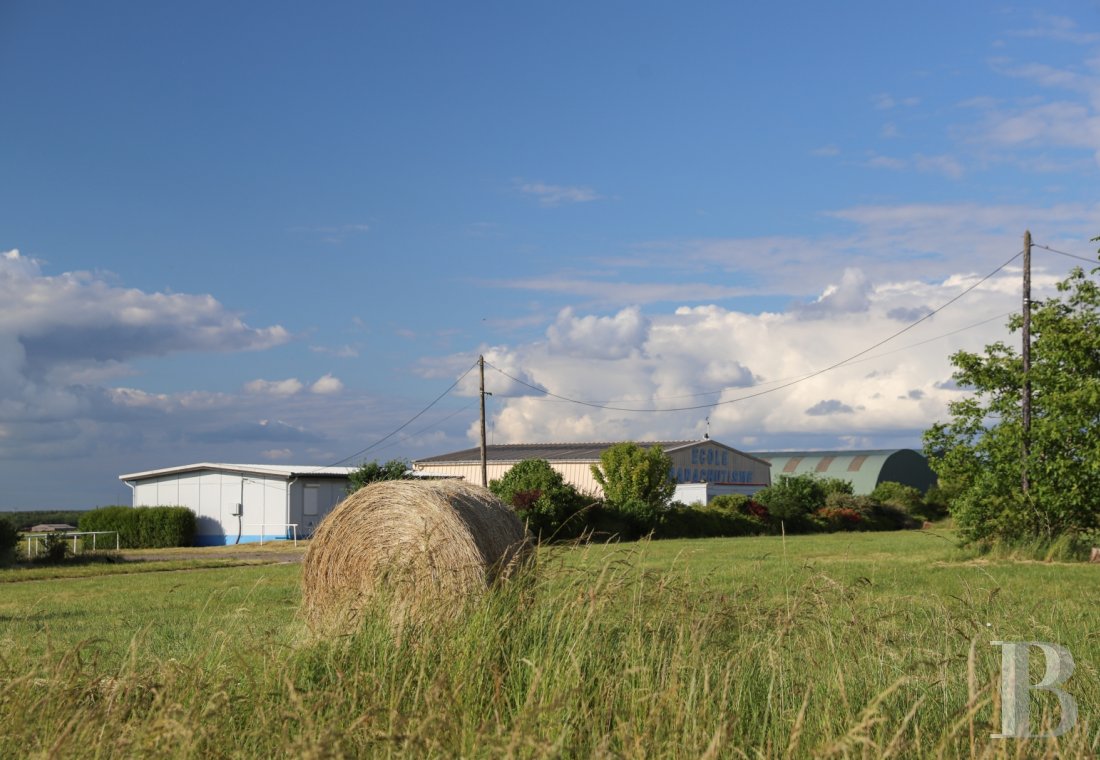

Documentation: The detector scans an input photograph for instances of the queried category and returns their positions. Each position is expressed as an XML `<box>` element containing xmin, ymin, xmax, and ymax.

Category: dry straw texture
<box><xmin>301</xmin><ymin>480</ymin><xmax>531</xmax><ymax>632</ymax></box>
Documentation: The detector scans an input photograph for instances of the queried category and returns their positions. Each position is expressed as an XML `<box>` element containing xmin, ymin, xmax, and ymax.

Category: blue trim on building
<box><xmin>193</xmin><ymin>533</ymin><xmax>294</xmax><ymax>547</ymax></box>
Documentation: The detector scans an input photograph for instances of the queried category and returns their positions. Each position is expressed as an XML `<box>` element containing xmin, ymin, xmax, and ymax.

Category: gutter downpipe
<box><xmin>236</xmin><ymin>475</ymin><xmax>244</xmax><ymax>545</ymax></box>
<box><xmin>287</xmin><ymin>476</ymin><xmax>297</xmax><ymax>541</ymax></box>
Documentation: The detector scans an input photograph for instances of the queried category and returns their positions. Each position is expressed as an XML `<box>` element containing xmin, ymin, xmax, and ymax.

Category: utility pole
<box><xmin>1021</xmin><ymin>230</ymin><xmax>1032</xmax><ymax>495</ymax></box>
<box><xmin>479</xmin><ymin>354</ymin><xmax>488</xmax><ymax>487</ymax></box>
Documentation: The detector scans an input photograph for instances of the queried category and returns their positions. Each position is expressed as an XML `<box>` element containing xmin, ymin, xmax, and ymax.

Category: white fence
<box><xmin>26</xmin><ymin>530</ymin><xmax>119</xmax><ymax>557</ymax></box>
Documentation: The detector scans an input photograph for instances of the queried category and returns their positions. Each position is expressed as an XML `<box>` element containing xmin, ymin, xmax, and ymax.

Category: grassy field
<box><xmin>0</xmin><ymin>530</ymin><xmax>1097</xmax><ymax>758</ymax></box>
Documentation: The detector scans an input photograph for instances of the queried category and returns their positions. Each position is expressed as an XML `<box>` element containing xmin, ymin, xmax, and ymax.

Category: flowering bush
<box><xmin>815</xmin><ymin>506</ymin><xmax>864</xmax><ymax>530</ymax></box>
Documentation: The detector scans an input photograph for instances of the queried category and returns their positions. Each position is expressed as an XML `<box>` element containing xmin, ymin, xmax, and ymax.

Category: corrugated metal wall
<box><xmin>133</xmin><ymin>471</ymin><xmax>289</xmax><ymax>544</ymax></box>
<box><xmin>289</xmin><ymin>478</ymin><xmax>348</xmax><ymax>537</ymax></box>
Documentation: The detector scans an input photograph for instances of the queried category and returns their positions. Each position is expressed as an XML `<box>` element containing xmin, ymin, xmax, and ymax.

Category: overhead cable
<box><xmin>320</xmin><ymin>360</ymin><xmax>478</xmax><ymax>468</ymax></box>
<box><xmin>1034</xmin><ymin>243</ymin><xmax>1099</xmax><ymax>266</ymax></box>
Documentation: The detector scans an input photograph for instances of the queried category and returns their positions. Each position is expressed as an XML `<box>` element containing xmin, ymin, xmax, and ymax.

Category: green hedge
<box><xmin>0</xmin><ymin>517</ymin><xmax>17</xmax><ymax>566</ymax></box>
<box><xmin>656</xmin><ymin>506</ymin><xmax>769</xmax><ymax>539</ymax></box>
<box><xmin>78</xmin><ymin>506</ymin><xmax>196</xmax><ymax>549</ymax></box>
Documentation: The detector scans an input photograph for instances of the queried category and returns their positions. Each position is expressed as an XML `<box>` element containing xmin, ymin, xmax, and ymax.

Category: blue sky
<box><xmin>2</xmin><ymin>1</ymin><xmax>1099</xmax><ymax>507</ymax></box>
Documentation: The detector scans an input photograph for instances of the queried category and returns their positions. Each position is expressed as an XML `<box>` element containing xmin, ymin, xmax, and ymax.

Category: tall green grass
<box><xmin>1</xmin><ymin>535</ymin><xmax>1097</xmax><ymax>757</ymax></box>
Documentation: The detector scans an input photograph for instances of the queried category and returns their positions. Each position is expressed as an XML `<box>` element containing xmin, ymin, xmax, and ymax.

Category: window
<box><xmin>304</xmin><ymin>485</ymin><xmax>319</xmax><ymax>516</ymax></box>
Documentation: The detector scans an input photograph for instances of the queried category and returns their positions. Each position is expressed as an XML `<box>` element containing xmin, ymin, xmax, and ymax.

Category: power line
<box><xmin>321</xmin><ymin>360</ymin><xmax>479</xmax><ymax>468</ymax></box>
<box><xmin>365</xmin><ymin>400</ymin><xmax>479</xmax><ymax>457</ymax></box>
<box><xmin>487</xmin><ymin>249</ymin><xmax>1025</xmax><ymax>414</ymax></box>
<box><xmin>842</xmin><ymin>309</ymin><xmax>1014</xmax><ymax>365</ymax></box>
<box><xmin>1034</xmin><ymin>243</ymin><xmax>1098</xmax><ymax>266</ymax></box>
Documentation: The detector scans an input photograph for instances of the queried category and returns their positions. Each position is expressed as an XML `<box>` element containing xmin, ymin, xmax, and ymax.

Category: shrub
<box><xmin>917</xmin><ymin>485</ymin><xmax>951</xmax><ymax>521</ymax></box>
<box><xmin>79</xmin><ymin>506</ymin><xmax>196</xmax><ymax>549</ymax></box>
<box><xmin>818</xmin><ymin>477</ymin><xmax>855</xmax><ymax>498</ymax></box>
<box><xmin>347</xmin><ymin>459</ymin><xmax>411</xmax><ymax>493</ymax></box>
<box><xmin>869</xmin><ymin>481</ymin><xmax>923</xmax><ymax>514</ymax></box>
<box><xmin>753</xmin><ymin>474</ymin><xmax>827</xmax><ymax>530</ymax></box>
<box><xmin>657</xmin><ymin>503</ymin><xmax>769</xmax><ymax>539</ymax></box>
<box><xmin>583</xmin><ymin>502</ymin><xmax>634</xmax><ymax>541</ymax></box>
<box><xmin>0</xmin><ymin>517</ymin><xmax>17</xmax><ymax>566</ymax></box>
<box><xmin>707</xmin><ymin>494</ymin><xmax>751</xmax><ymax>513</ymax></box>
<box><xmin>35</xmin><ymin>532</ymin><xmax>71</xmax><ymax>563</ymax></box>
<box><xmin>78</xmin><ymin>506</ymin><xmax>133</xmax><ymax>546</ymax></box>
<box><xmin>864</xmin><ymin>503</ymin><xmax>921</xmax><ymax>532</ymax></box>
<box><xmin>135</xmin><ymin>506</ymin><xmax>196</xmax><ymax>548</ymax></box>
<box><xmin>815</xmin><ymin>506</ymin><xmax>865</xmax><ymax>531</ymax></box>
<box><xmin>490</xmin><ymin>459</ymin><xmax>589</xmax><ymax>541</ymax></box>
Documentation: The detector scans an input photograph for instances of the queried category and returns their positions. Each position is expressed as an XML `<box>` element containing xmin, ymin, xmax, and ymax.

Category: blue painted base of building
<box><xmin>193</xmin><ymin>534</ymin><xmax>297</xmax><ymax>547</ymax></box>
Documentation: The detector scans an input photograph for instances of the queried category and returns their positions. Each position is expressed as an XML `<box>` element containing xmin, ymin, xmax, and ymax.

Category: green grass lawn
<box><xmin>1</xmin><ymin>530</ymin><xmax>1097</xmax><ymax>758</ymax></box>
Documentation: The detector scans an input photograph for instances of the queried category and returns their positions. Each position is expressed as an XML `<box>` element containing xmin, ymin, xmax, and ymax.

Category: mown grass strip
<box><xmin>0</xmin><ymin>557</ymin><xmax>284</xmax><ymax>583</ymax></box>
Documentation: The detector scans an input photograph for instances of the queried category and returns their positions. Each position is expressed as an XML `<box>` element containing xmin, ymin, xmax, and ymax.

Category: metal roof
<box><xmin>751</xmin><ymin>449</ymin><xmax>935</xmax><ymax>494</ymax></box>
<box><xmin>414</xmin><ymin>440</ymin><xmax>772</xmax><ymax>467</ymax></box>
<box><xmin>119</xmin><ymin>462</ymin><xmax>357</xmax><ymax>482</ymax></box>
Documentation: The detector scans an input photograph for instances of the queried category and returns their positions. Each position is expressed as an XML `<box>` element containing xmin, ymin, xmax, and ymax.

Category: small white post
<box><xmin>92</xmin><ymin>533</ymin><xmax>97</xmax><ymax>552</ymax></box>
<box><xmin>72</xmin><ymin>534</ymin><xmax>78</xmax><ymax>555</ymax></box>
<box><xmin>27</xmin><ymin>536</ymin><xmax>31</xmax><ymax>558</ymax></box>
<box><xmin>115</xmin><ymin>532</ymin><xmax>119</xmax><ymax>551</ymax></box>
<box><xmin>291</xmin><ymin>524</ymin><xmax>298</xmax><ymax>547</ymax></box>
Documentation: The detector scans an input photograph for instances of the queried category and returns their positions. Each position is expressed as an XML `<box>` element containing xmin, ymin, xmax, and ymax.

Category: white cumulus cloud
<box><xmin>310</xmin><ymin>373</ymin><xmax>344</xmax><ymax>395</ymax></box>
<box><xmin>547</xmin><ymin>306</ymin><xmax>651</xmax><ymax>359</ymax></box>
<box><xmin>244</xmin><ymin>378</ymin><xmax>304</xmax><ymax>396</ymax></box>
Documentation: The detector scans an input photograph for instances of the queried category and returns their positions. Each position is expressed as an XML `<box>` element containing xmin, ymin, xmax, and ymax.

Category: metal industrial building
<box><xmin>412</xmin><ymin>439</ymin><xmax>773</xmax><ymax>503</ymax></box>
<box><xmin>752</xmin><ymin>449</ymin><xmax>936</xmax><ymax>495</ymax></box>
<box><xmin>414</xmin><ymin>442</ymin><xmax>936</xmax><ymax>502</ymax></box>
<box><xmin>119</xmin><ymin>463</ymin><xmax>355</xmax><ymax>545</ymax></box>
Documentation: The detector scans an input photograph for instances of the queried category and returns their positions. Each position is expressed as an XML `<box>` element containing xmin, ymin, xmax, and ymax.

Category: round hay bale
<box><xmin>301</xmin><ymin>479</ymin><xmax>531</xmax><ymax>632</ymax></box>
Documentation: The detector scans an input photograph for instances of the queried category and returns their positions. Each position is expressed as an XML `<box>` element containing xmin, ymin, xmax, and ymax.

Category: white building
<box><xmin>119</xmin><ymin>463</ymin><xmax>355</xmax><ymax>546</ymax></box>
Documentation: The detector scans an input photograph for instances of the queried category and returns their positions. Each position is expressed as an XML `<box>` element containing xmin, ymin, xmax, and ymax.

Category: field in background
<box><xmin>1</xmin><ymin>531</ymin><xmax>1097</xmax><ymax>757</ymax></box>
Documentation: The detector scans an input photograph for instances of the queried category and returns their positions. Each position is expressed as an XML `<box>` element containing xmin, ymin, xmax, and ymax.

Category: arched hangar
<box><xmin>751</xmin><ymin>449</ymin><xmax>935</xmax><ymax>495</ymax></box>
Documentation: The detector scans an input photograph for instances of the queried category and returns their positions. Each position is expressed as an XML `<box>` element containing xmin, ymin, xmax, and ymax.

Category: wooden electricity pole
<box><xmin>479</xmin><ymin>354</ymin><xmax>488</xmax><ymax>487</ymax></box>
<box><xmin>1021</xmin><ymin>230</ymin><xmax>1032</xmax><ymax>495</ymax></box>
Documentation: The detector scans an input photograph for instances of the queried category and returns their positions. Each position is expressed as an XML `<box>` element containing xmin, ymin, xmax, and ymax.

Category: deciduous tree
<box><xmin>347</xmin><ymin>459</ymin><xmax>411</xmax><ymax>493</ymax></box>
<box><xmin>591</xmin><ymin>443</ymin><xmax>675</xmax><ymax>533</ymax></box>
<box><xmin>923</xmin><ymin>264</ymin><xmax>1100</xmax><ymax>544</ymax></box>
<box><xmin>490</xmin><ymin>458</ymin><xmax>588</xmax><ymax>539</ymax></box>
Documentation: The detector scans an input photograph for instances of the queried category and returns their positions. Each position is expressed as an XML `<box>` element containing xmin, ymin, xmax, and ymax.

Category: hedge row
<box><xmin>78</xmin><ymin>506</ymin><xmax>196</xmax><ymax>549</ymax></box>
<box><xmin>0</xmin><ymin>517</ymin><xmax>17</xmax><ymax>566</ymax></box>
